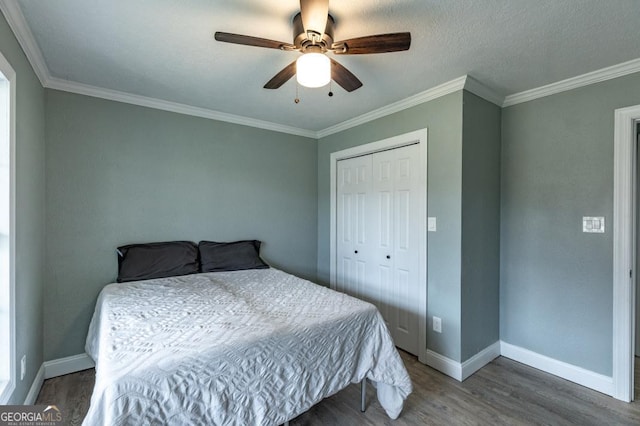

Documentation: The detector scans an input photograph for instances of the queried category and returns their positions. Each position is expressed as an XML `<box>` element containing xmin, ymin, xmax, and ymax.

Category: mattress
<box><xmin>83</xmin><ymin>268</ymin><xmax>412</xmax><ymax>425</ymax></box>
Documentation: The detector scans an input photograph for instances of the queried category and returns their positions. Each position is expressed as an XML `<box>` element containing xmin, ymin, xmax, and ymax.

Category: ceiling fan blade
<box><xmin>300</xmin><ymin>0</ymin><xmax>329</xmax><ymax>40</ymax></box>
<box><xmin>215</xmin><ymin>32</ymin><xmax>295</xmax><ymax>50</ymax></box>
<box><xmin>330</xmin><ymin>59</ymin><xmax>362</xmax><ymax>92</ymax></box>
<box><xmin>264</xmin><ymin>61</ymin><xmax>297</xmax><ymax>89</ymax></box>
<box><xmin>332</xmin><ymin>32</ymin><xmax>411</xmax><ymax>55</ymax></box>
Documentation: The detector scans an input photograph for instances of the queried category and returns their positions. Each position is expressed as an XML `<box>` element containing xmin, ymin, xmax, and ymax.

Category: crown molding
<box><xmin>503</xmin><ymin>57</ymin><xmax>640</xmax><ymax>107</ymax></box>
<box><xmin>317</xmin><ymin>75</ymin><xmax>505</xmax><ymax>138</ymax></box>
<box><xmin>317</xmin><ymin>76</ymin><xmax>468</xmax><ymax>138</ymax></box>
<box><xmin>0</xmin><ymin>0</ymin><xmax>48</xmax><ymax>86</ymax></box>
<box><xmin>46</xmin><ymin>77</ymin><xmax>317</xmax><ymax>138</ymax></box>
<box><xmin>0</xmin><ymin>0</ymin><xmax>315</xmax><ymax>138</ymax></box>
<box><xmin>4</xmin><ymin>0</ymin><xmax>639</xmax><ymax>136</ymax></box>
<box><xmin>463</xmin><ymin>75</ymin><xmax>504</xmax><ymax>106</ymax></box>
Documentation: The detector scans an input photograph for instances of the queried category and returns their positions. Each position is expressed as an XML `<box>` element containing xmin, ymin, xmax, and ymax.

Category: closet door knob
<box><xmin>386</xmin><ymin>255</ymin><xmax>391</xmax><ymax>259</ymax></box>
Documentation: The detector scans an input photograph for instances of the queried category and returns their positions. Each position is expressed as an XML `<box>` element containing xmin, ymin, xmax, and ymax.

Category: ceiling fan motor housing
<box><xmin>293</xmin><ymin>12</ymin><xmax>334</xmax><ymax>52</ymax></box>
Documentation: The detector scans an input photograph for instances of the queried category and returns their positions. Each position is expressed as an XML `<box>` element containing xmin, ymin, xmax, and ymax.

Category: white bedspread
<box><xmin>83</xmin><ymin>268</ymin><xmax>412</xmax><ymax>425</ymax></box>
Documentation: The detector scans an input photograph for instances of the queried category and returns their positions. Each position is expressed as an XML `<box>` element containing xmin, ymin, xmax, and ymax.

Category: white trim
<box><xmin>329</xmin><ymin>129</ymin><xmax>428</xmax><ymax>362</ymax></box>
<box><xmin>426</xmin><ymin>339</ymin><xmax>622</xmax><ymax>395</ymax></box>
<box><xmin>503</xmin><ymin>58</ymin><xmax>640</xmax><ymax>107</ymax></box>
<box><xmin>39</xmin><ymin>58</ymin><xmax>640</xmax><ymax>137</ymax></box>
<box><xmin>461</xmin><ymin>341</ymin><xmax>500</xmax><ymax>381</ymax></box>
<box><xmin>612</xmin><ymin>104</ymin><xmax>640</xmax><ymax>402</ymax></box>
<box><xmin>21</xmin><ymin>355</ymin><xmax>94</xmax><ymax>405</ymax></box>
<box><xmin>318</xmin><ymin>77</ymin><xmax>466</xmax><ymax>138</ymax></box>
<box><xmin>21</xmin><ymin>344</ymin><xmax>622</xmax><ymax>406</ymax></box>
<box><xmin>318</xmin><ymin>74</ymin><xmax>502</xmax><ymax>138</ymax></box>
<box><xmin>500</xmin><ymin>341</ymin><xmax>614</xmax><ymax>396</ymax></box>
<box><xmin>0</xmin><ymin>1</ymin><xmax>316</xmax><ymax>138</ymax></box>
<box><xmin>23</xmin><ymin>364</ymin><xmax>44</xmax><ymax>405</ymax></box>
<box><xmin>0</xmin><ymin>380</ymin><xmax>13</xmax><ymax>405</ymax></box>
<box><xmin>46</xmin><ymin>77</ymin><xmax>317</xmax><ymax>139</ymax></box>
<box><xmin>425</xmin><ymin>350</ymin><xmax>462</xmax><ymax>381</ymax></box>
<box><xmin>424</xmin><ymin>342</ymin><xmax>500</xmax><ymax>382</ymax></box>
<box><xmin>0</xmin><ymin>0</ymin><xmax>48</xmax><ymax>86</ymax></box>
<box><xmin>0</xmin><ymin>48</ymin><xmax>16</xmax><ymax>405</ymax></box>
<box><xmin>43</xmin><ymin>353</ymin><xmax>95</xmax><ymax>379</ymax></box>
<box><xmin>463</xmin><ymin>76</ymin><xmax>504</xmax><ymax>107</ymax></box>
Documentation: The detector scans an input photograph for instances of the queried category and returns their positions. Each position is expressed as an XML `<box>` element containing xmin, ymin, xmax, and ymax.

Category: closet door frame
<box><xmin>330</xmin><ymin>128</ymin><xmax>428</xmax><ymax>363</ymax></box>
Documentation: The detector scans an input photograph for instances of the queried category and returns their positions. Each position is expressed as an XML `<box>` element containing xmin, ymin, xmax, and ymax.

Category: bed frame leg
<box><xmin>360</xmin><ymin>379</ymin><xmax>367</xmax><ymax>412</ymax></box>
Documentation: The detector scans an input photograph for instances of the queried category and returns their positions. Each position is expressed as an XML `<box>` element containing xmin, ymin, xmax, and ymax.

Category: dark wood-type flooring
<box><xmin>36</xmin><ymin>353</ymin><xmax>640</xmax><ymax>425</ymax></box>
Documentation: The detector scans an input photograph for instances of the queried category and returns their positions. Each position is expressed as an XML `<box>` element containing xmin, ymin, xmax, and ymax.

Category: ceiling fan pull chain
<box><xmin>295</xmin><ymin>81</ymin><xmax>300</xmax><ymax>104</ymax></box>
<box><xmin>328</xmin><ymin>80</ymin><xmax>333</xmax><ymax>97</ymax></box>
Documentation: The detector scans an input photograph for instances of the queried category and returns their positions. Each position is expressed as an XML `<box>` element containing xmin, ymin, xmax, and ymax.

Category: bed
<box><xmin>83</xmin><ymin>241</ymin><xmax>412</xmax><ymax>425</ymax></box>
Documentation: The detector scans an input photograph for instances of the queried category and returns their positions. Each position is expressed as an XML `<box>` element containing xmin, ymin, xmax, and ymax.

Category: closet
<box><xmin>336</xmin><ymin>143</ymin><xmax>421</xmax><ymax>355</ymax></box>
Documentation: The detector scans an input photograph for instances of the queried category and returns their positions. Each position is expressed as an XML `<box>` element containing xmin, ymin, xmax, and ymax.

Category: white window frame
<box><xmin>0</xmin><ymin>49</ymin><xmax>16</xmax><ymax>404</ymax></box>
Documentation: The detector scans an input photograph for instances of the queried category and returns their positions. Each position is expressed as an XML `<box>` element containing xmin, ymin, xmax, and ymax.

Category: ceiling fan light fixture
<box><xmin>296</xmin><ymin>53</ymin><xmax>330</xmax><ymax>88</ymax></box>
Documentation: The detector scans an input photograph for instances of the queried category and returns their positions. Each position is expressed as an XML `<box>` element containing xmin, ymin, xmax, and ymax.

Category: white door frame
<box><xmin>613</xmin><ymin>104</ymin><xmax>640</xmax><ymax>402</ymax></box>
<box><xmin>0</xmin><ymin>49</ymin><xmax>16</xmax><ymax>404</ymax></box>
<box><xmin>329</xmin><ymin>128</ymin><xmax>428</xmax><ymax>362</ymax></box>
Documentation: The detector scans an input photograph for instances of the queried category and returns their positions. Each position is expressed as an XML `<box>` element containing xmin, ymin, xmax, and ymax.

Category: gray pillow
<box><xmin>199</xmin><ymin>240</ymin><xmax>269</xmax><ymax>272</ymax></box>
<box><xmin>117</xmin><ymin>241</ymin><xmax>199</xmax><ymax>283</ymax></box>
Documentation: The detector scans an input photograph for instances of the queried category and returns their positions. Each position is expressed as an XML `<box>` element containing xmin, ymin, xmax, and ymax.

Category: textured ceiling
<box><xmin>8</xmin><ymin>0</ymin><xmax>640</xmax><ymax>132</ymax></box>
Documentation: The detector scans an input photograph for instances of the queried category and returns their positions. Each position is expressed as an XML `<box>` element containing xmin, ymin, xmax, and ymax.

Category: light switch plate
<box><xmin>583</xmin><ymin>216</ymin><xmax>605</xmax><ymax>233</ymax></box>
<box><xmin>428</xmin><ymin>217</ymin><xmax>437</xmax><ymax>232</ymax></box>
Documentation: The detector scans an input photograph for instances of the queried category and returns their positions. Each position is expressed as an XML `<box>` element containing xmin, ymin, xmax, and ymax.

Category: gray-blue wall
<box><xmin>318</xmin><ymin>92</ymin><xmax>465</xmax><ymax>361</ymax></box>
<box><xmin>461</xmin><ymin>92</ymin><xmax>501</xmax><ymax>361</ymax></box>
<box><xmin>0</xmin><ymin>11</ymin><xmax>45</xmax><ymax>404</ymax></box>
<box><xmin>501</xmin><ymin>71</ymin><xmax>640</xmax><ymax>376</ymax></box>
<box><xmin>44</xmin><ymin>90</ymin><xmax>317</xmax><ymax>360</ymax></box>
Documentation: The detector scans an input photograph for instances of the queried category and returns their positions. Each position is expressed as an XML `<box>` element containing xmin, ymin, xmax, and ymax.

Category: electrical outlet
<box><xmin>433</xmin><ymin>316</ymin><xmax>442</xmax><ymax>333</ymax></box>
<box><xmin>21</xmin><ymin>355</ymin><xmax>26</xmax><ymax>381</ymax></box>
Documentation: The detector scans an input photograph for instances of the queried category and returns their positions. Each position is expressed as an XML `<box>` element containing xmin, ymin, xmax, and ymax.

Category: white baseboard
<box><xmin>23</xmin><ymin>353</ymin><xmax>95</xmax><ymax>405</ymax></box>
<box><xmin>425</xmin><ymin>339</ymin><xmax>613</xmax><ymax>395</ymax></box>
<box><xmin>23</xmin><ymin>364</ymin><xmax>44</xmax><ymax>405</ymax></box>
<box><xmin>425</xmin><ymin>349</ymin><xmax>462</xmax><ymax>381</ymax></box>
<box><xmin>29</xmin><ymin>345</ymin><xmax>614</xmax><ymax>405</ymax></box>
<box><xmin>426</xmin><ymin>341</ymin><xmax>501</xmax><ymax>382</ymax></box>
<box><xmin>461</xmin><ymin>341</ymin><xmax>501</xmax><ymax>381</ymax></box>
<box><xmin>499</xmin><ymin>341</ymin><xmax>614</xmax><ymax>396</ymax></box>
<box><xmin>43</xmin><ymin>353</ymin><xmax>95</xmax><ymax>379</ymax></box>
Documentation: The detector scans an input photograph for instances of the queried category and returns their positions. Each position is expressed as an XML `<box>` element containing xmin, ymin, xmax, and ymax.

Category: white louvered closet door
<box><xmin>336</xmin><ymin>144</ymin><xmax>421</xmax><ymax>355</ymax></box>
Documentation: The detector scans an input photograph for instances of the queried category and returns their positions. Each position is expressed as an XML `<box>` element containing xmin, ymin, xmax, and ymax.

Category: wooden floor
<box><xmin>36</xmin><ymin>353</ymin><xmax>640</xmax><ymax>426</ymax></box>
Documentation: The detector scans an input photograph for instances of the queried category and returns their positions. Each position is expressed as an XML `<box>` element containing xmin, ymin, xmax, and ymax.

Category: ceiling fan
<box><xmin>214</xmin><ymin>0</ymin><xmax>411</xmax><ymax>93</ymax></box>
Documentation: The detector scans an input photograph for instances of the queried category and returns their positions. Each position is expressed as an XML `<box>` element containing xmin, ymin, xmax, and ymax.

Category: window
<box><xmin>0</xmin><ymin>50</ymin><xmax>15</xmax><ymax>404</ymax></box>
